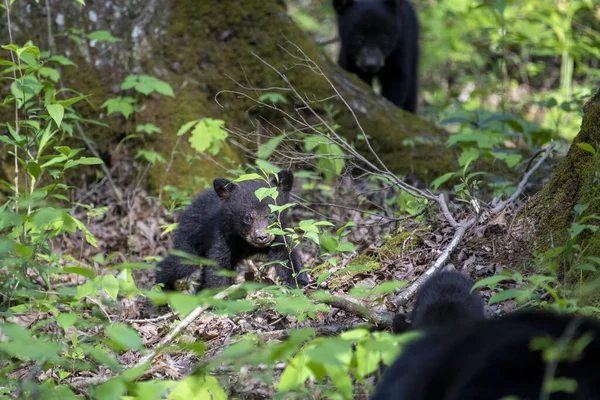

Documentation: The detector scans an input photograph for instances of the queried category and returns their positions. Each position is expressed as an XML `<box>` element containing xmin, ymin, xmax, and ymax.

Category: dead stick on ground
<box><xmin>318</xmin><ymin>295</ymin><xmax>393</xmax><ymax>330</ymax></box>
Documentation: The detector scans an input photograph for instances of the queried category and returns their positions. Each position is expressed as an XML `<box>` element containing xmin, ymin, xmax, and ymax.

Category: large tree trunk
<box><xmin>1</xmin><ymin>0</ymin><xmax>453</xmax><ymax>193</ymax></box>
<box><xmin>516</xmin><ymin>88</ymin><xmax>600</xmax><ymax>256</ymax></box>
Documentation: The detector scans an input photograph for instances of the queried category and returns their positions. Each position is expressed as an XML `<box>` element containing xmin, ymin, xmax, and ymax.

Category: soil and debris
<box><xmin>9</xmin><ymin>153</ymin><xmax>537</xmax><ymax>397</ymax></box>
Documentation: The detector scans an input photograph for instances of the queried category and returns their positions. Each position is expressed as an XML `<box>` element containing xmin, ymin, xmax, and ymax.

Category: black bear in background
<box><xmin>372</xmin><ymin>310</ymin><xmax>600</xmax><ymax>399</ymax></box>
<box><xmin>392</xmin><ymin>270</ymin><xmax>486</xmax><ymax>334</ymax></box>
<box><xmin>334</xmin><ymin>0</ymin><xmax>419</xmax><ymax>113</ymax></box>
<box><xmin>155</xmin><ymin>170</ymin><xmax>309</xmax><ymax>291</ymax></box>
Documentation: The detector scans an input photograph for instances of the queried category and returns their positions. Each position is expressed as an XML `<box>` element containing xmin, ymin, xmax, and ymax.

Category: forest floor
<box><xmin>26</xmin><ymin>152</ymin><xmax>537</xmax><ymax>398</ymax></box>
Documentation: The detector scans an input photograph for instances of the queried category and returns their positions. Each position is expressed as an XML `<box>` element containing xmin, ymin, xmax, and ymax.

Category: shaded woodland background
<box><xmin>1</xmin><ymin>0</ymin><xmax>600</xmax><ymax>398</ymax></box>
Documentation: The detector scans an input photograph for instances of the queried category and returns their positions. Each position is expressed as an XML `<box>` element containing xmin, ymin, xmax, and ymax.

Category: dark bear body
<box><xmin>372</xmin><ymin>310</ymin><xmax>600</xmax><ymax>400</ymax></box>
<box><xmin>334</xmin><ymin>0</ymin><xmax>419</xmax><ymax>112</ymax></box>
<box><xmin>378</xmin><ymin>271</ymin><xmax>484</xmax><ymax>384</ymax></box>
<box><xmin>397</xmin><ymin>270</ymin><xmax>485</xmax><ymax>333</ymax></box>
<box><xmin>155</xmin><ymin>171</ymin><xmax>309</xmax><ymax>290</ymax></box>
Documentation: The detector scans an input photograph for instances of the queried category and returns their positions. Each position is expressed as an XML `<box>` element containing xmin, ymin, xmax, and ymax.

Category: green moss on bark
<box><xmin>523</xmin><ymin>88</ymin><xmax>600</xmax><ymax>254</ymax></box>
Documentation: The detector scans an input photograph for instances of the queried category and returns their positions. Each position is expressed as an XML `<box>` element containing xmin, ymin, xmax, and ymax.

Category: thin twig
<box><xmin>159</xmin><ymin>136</ymin><xmax>183</xmax><ymax>202</ymax></box>
<box><xmin>316</xmin><ymin>36</ymin><xmax>339</xmax><ymax>46</ymax></box>
<box><xmin>491</xmin><ymin>142</ymin><xmax>554</xmax><ymax>215</ymax></box>
<box><xmin>124</xmin><ymin>311</ymin><xmax>177</xmax><ymax>324</ymax></box>
<box><xmin>4</xmin><ymin>0</ymin><xmax>19</xmax><ymax>207</ymax></box>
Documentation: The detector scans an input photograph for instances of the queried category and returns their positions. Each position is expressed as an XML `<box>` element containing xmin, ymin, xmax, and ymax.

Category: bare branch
<box><xmin>491</xmin><ymin>141</ymin><xmax>555</xmax><ymax>215</ymax></box>
<box><xmin>317</xmin><ymin>295</ymin><xmax>393</xmax><ymax>329</ymax></box>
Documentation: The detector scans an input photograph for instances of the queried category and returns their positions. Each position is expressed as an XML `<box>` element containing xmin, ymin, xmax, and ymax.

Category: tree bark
<box><xmin>1</xmin><ymin>0</ymin><xmax>454</xmax><ymax>193</ymax></box>
<box><xmin>516</xmin><ymin>88</ymin><xmax>600</xmax><ymax>256</ymax></box>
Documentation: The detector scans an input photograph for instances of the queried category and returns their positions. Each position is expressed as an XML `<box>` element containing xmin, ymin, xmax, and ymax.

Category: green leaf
<box><xmin>335</xmin><ymin>241</ymin><xmax>355</xmax><ymax>253</ymax></box>
<box><xmin>87</xmin><ymin>30</ymin><xmax>121</xmax><ymax>43</ymax></box>
<box><xmin>48</xmin><ymin>55</ymin><xmax>76</xmax><ymax>66</ymax></box>
<box><xmin>60</xmin><ymin>266</ymin><xmax>96</xmax><ymax>279</ymax></box>
<box><xmin>575</xmin><ymin>263</ymin><xmax>596</xmax><ymax>272</ymax></box>
<box><xmin>257</xmin><ymin>135</ymin><xmax>285</xmax><ymax>159</ymax></box>
<box><xmin>472</xmin><ymin>275</ymin><xmax>512</xmax><ymax>290</ymax></box>
<box><xmin>279</xmin><ymin>353</ymin><xmax>314</xmax><ymax>393</ymax></box>
<box><xmin>47</xmin><ymin>104</ymin><xmax>65</xmax><ymax>128</ymax></box>
<box><xmin>56</xmin><ymin>95</ymin><xmax>88</xmax><ymax>107</ymax></box>
<box><xmin>176</xmin><ymin>120</ymin><xmax>199</xmax><ymax>136</ymax></box>
<box><xmin>80</xmin><ymin>344</ymin><xmax>122</xmax><ymax>372</ymax></box>
<box><xmin>39</xmin><ymin>66</ymin><xmax>60</xmax><ymax>82</ymax></box>
<box><xmin>458</xmin><ymin>147</ymin><xmax>481</xmax><ymax>167</ymax></box>
<box><xmin>168</xmin><ymin>293</ymin><xmax>199</xmax><ymax>317</ymax></box>
<box><xmin>91</xmin><ymin>378</ymin><xmax>127</xmax><ymax>400</ymax></box>
<box><xmin>136</xmin><ymin>123</ymin><xmax>162</xmax><ymax>135</ymax></box>
<box><xmin>120</xmin><ymin>75</ymin><xmax>174</xmax><ymax>97</ymax></box>
<box><xmin>56</xmin><ymin>313</ymin><xmax>78</xmax><ymax>333</ymax></box>
<box><xmin>488</xmin><ymin>289</ymin><xmax>521</xmax><ymax>305</ymax></box>
<box><xmin>11</xmin><ymin>76</ymin><xmax>43</xmax><ymax>105</ymax></box>
<box><xmin>102</xmin><ymin>275</ymin><xmax>119</xmax><ymax>300</ymax></box>
<box><xmin>255</xmin><ymin>186</ymin><xmax>279</xmax><ymax>202</ymax></box>
<box><xmin>101</xmin><ymin>97</ymin><xmax>136</xmax><ymax>119</ymax></box>
<box><xmin>576</xmin><ymin>142</ymin><xmax>596</xmax><ymax>155</ymax></box>
<box><xmin>316</xmin><ymin>271</ymin><xmax>333</xmax><ymax>286</ymax></box>
<box><xmin>255</xmin><ymin>159</ymin><xmax>280</xmax><ymax>173</ymax></box>
<box><xmin>188</xmin><ymin>118</ymin><xmax>228</xmax><ymax>156</ymax></box>
<box><xmin>320</xmin><ymin>233</ymin><xmax>338</xmax><ymax>253</ymax></box>
<box><xmin>170</xmin><ymin>376</ymin><xmax>227</xmax><ymax>400</ymax></box>
<box><xmin>431</xmin><ymin>172</ymin><xmax>456</xmax><ymax>191</ymax></box>
<box><xmin>63</xmin><ymin>157</ymin><xmax>104</xmax><ymax>170</ymax></box>
<box><xmin>259</xmin><ymin>92</ymin><xmax>287</xmax><ymax>104</ymax></box>
<box><xmin>15</xmin><ymin>45</ymin><xmax>41</xmax><ymax>58</ymax></box>
<box><xmin>27</xmin><ymin>162</ymin><xmax>41</xmax><ymax>181</ymax></box>
<box><xmin>106</xmin><ymin>324</ymin><xmax>143</xmax><ymax>351</ymax></box>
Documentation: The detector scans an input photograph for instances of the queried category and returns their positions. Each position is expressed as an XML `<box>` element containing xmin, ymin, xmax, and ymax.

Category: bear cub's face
<box><xmin>334</xmin><ymin>0</ymin><xmax>403</xmax><ymax>73</ymax></box>
<box><xmin>214</xmin><ymin>171</ymin><xmax>294</xmax><ymax>248</ymax></box>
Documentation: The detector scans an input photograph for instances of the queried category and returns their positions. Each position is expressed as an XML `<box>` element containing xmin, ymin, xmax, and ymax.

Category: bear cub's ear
<box><xmin>214</xmin><ymin>178</ymin><xmax>236</xmax><ymax>200</ymax></box>
<box><xmin>333</xmin><ymin>0</ymin><xmax>355</xmax><ymax>13</ymax></box>
<box><xmin>273</xmin><ymin>170</ymin><xmax>294</xmax><ymax>193</ymax></box>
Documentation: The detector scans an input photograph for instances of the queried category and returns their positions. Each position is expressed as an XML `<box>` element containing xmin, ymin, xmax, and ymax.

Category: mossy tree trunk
<box><xmin>514</xmin><ymin>88</ymin><xmax>600</xmax><ymax>257</ymax></box>
<box><xmin>1</xmin><ymin>0</ymin><xmax>453</xmax><ymax>193</ymax></box>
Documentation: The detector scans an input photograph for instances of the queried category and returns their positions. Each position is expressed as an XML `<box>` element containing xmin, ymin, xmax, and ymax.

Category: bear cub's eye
<box><xmin>354</xmin><ymin>35</ymin><xmax>365</xmax><ymax>45</ymax></box>
<box><xmin>243</xmin><ymin>215</ymin><xmax>253</xmax><ymax>225</ymax></box>
<box><xmin>268</xmin><ymin>213</ymin><xmax>277</xmax><ymax>223</ymax></box>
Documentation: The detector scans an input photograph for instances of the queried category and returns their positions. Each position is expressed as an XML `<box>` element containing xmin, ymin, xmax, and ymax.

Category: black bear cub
<box><xmin>155</xmin><ymin>170</ymin><xmax>309</xmax><ymax>291</ymax></box>
<box><xmin>373</xmin><ymin>271</ymin><xmax>600</xmax><ymax>399</ymax></box>
<box><xmin>334</xmin><ymin>0</ymin><xmax>419</xmax><ymax>113</ymax></box>
<box><xmin>392</xmin><ymin>270</ymin><xmax>485</xmax><ymax>334</ymax></box>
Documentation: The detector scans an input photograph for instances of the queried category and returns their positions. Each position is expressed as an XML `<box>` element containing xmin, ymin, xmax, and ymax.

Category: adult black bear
<box><xmin>155</xmin><ymin>170</ymin><xmax>309</xmax><ymax>291</ymax></box>
<box><xmin>372</xmin><ymin>310</ymin><xmax>600</xmax><ymax>399</ymax></box>
<box><xmin>333</xmin><ymin>0</ymin><xmax>419</xmax><ymax>113</ymax></box>
<box><xmin>392</xmin><ymin>270</ymin><xmax>486</xmax><ymax>334</ymax></box>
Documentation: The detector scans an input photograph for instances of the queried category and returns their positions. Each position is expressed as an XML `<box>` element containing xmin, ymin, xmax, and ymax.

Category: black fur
<box><xmin>376</xmin><ymin>271</ymin><xmax>484</xmax><ymax>384</ymax></box>
<box><xmin>155</xmin><ymin>170</ymin><xmax>309</xmax><ymax>290</ymax></box>
<box><xmin>372</xmin><ymin>310</ymin><xmax>600</xmax><ymax>399</ymax></box>
<box><xmin>334</xmin><ymin>0</ymin><xmax>419</xmax><ymax>112</ymax></box>
<box><xmin>409</xmin><ymin>270</ymin><xmax>485</xmax><ymax>331</ymax></box>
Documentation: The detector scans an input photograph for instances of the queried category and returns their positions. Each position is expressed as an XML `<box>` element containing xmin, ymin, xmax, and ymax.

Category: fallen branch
<box><xmin>395</xmin><ymin>142</ymin><xmax>554</xmax><ymax>306</ymax></box>
<box><xmin>318</xmin><ymin>295</ymin><xmax>393</xmax><ymax>330</ymax></box>
<box><xmin>256</xmin><ymin>323</ymin><xmax>369</xmax><ymax>341</ymax></box>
